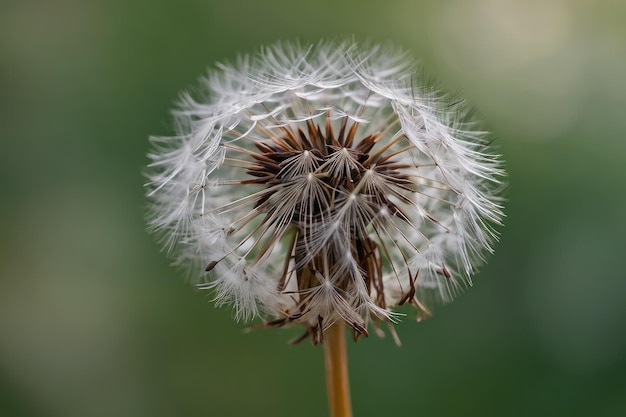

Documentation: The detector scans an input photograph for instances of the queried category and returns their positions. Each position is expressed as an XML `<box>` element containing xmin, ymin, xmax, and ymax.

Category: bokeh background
<box><xmin>2</xmin><ymin>0</ymin><xmax>625</xmax><ymax>416</ymax></box>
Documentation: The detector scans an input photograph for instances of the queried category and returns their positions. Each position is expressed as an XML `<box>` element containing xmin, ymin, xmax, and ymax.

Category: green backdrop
<box><xmin>1</xmin><ymin>1</ymin><xmax>625</xmax><ymax>416</ymax></box>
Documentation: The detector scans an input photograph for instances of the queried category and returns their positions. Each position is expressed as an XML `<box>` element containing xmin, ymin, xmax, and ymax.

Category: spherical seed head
<box><xmin>146</xmin><ymin>40</ymin><xmax>505</xmax><ymax>344</ymax></box>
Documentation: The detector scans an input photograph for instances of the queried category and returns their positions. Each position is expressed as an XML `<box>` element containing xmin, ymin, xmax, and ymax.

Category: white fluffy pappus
<box><xmin>145</xmin><ymin>40</ymin><xmax>505</xmax><ymax>344</ymax></box>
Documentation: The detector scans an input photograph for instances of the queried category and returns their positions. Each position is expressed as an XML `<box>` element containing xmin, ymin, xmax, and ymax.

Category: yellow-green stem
<box><xmin>324</xmin><ymin>321</ymin><xmax>353</xmax><ymax>417</ymax></box>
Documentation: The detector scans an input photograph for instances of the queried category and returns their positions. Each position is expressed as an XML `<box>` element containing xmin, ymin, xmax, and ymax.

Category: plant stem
<box><xmin>324</xmin><ymin>321</ymin><xmax>353</xmax><ymax>417</ymax></box>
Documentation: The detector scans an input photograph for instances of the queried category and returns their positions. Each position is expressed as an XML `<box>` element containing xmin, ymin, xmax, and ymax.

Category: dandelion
<box><xmin>146</xmin><ymin>40</ymin><xmax>505</xmax><ymax>417</ymax></box>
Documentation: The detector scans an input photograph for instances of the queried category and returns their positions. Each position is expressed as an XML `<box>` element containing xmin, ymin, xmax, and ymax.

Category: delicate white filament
<box><xmin>145</xmin><ymin>40</ymin><xmax>505</xmax><ymax>338</ymax></box>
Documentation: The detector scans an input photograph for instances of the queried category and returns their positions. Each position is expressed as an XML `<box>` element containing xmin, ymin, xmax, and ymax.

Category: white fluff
<box><xmin>145</xmin><ymin>40</ymin><xmax>505</xmax><ymax>338</ymax></box>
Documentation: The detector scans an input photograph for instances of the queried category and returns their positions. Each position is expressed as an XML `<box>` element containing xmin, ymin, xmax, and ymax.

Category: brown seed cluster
<box><xmin>215</xmin><ymin>113</ymin><xmax>432</xmax><ymax>344</ymax></box>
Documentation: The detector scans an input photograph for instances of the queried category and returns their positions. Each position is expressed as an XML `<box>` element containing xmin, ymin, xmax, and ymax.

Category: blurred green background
<box><xmin>1</xmin><ymin>0</ymin><xmax>625</xmax><ymax>416</ymax></box>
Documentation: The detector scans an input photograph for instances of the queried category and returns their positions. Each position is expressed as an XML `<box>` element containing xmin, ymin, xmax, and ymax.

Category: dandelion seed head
<box><xmin>146</xmin><ymin>40</ymin><xmax>505</xmax><ymax>344</ymax></box>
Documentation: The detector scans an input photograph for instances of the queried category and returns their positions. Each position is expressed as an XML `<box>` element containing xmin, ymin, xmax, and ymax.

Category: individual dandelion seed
<box><xmin>145</xmin><ymin>39</ymin><xmax>505</xmax><ymax>417</ymax></box>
